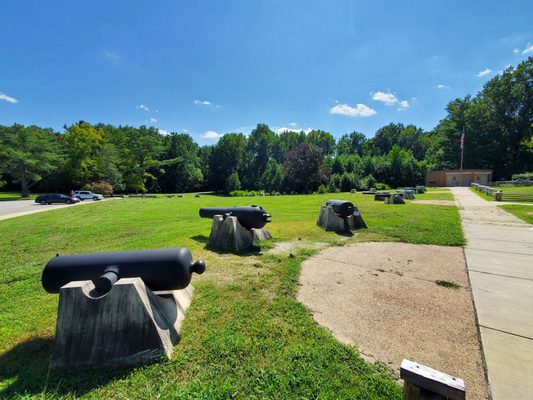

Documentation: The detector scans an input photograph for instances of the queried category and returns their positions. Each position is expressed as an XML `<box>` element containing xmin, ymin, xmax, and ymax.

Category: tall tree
<box><xmin>283</xmin><ymin>142</ymin><xmax>325</xmax><ymax>193</ymax></box>
<box><xmin>245</xmin><ymin>124</ymin><xmax>276</xmax><ymax>189</ymax></box>
<box><xmin>337</xmin><ymin>131</ymin><xmax>366</xmax><ymax>156</ymax></box>
<box><xmin>305</xmin><ymin>129</ymin><xmax>336</xmax><ymax>156</ymax></box>
<box><xmin>208</xmin><ymin>133</ymin><xmax>247</xmax><ymax>191</ymax></box>
<box><xmin>0</xmin><ymin>124</ymin><xmax>63</xmax><ymax>197</ymax></box>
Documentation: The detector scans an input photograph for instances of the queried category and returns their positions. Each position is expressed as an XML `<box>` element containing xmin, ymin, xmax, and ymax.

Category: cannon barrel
<box><xmin>325</xmin><ymin>200</ymin><xmax>356</xmax><ymax>218</ymax></box>
<box><xmin>42</xmin><ymin>248</ymin><xmax>205</xmax><ymax>294</ymax></box>
<box><xmin>199</xmin><ymin>205</ymin><xmax>271</xmax><ymax>230</ymax></box>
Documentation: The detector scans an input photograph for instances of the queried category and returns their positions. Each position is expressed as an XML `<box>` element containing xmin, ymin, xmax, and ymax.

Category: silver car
<box><xmin>74</xmin><ymin>190</ymin><xmax>104</xmax><ymax>201</ymax></box>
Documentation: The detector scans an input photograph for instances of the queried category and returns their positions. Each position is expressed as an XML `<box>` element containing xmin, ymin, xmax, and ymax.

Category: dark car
<box><xmin>35</xmin><ymin>194</ymin><xmax>80</xmax><ymax>205</ymax></box>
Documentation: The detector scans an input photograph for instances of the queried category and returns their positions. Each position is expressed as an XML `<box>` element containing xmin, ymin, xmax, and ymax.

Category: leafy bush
<box><xmin>225</xmin><ymin>172</ymin><xmax>241</xmax><ymax>193</ymax></box>
<box><xmin>359</xmin><ymin>174</ymin><xmax>377</xmax><ymax>190</ymax></box>
<box><xmin>229</xmin><ymin>190</ymin><xmax>262</xmax><ymax>197</ymax></box>
<box><xmin>512</xmin><ymin>172</ymin><xmax>533</xmax><ymax>181</ymax></box>
<box><xmin>83</xmin><ymin>181</ymin><xmax>113</xmax><ymax>196</ymax></box>
<box><xmin>317</xmin><ymin>184</ymin><xmax>327</xmax><ymax>194</ymax></box>
<box><xmin>375</xmin><ymin>182</ymin><xmax>390</xmax><ymax>190</ymax></box>
<box><xmin>350</xmin><ymin>188</ymin><xmax>357</xmax><ymax>193</ymax></box>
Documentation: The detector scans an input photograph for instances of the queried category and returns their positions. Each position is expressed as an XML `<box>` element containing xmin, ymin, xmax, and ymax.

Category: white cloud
<box><xmin>477</xmin><ymin>68</ymin><xmax>492</xmax><ymax>77</ymax></box>
<box><xmin>289</xmin><ymin>122</ymin><xmax>297</xmax><ymax>127</ymax></box>
<box><xmin>202</xmin><ymin>130</ymin><xmax>223</xmax><ymax>139</ymax></box>
<box><xmin>371</xmin><ymin>91</ymin><xmax>410</xmax><ymax>109</ymax></box>
<box><xmin>158</xmin><ymin>129</ymin><xmax>170</xmax><ymax>135</ymax></box>
<box><xmin>0</xmin><ymin>92</ymin><xmax>18</xmax><ymax>103</ymax></box>
<box><xmin>103</xmin><ymin>50</ymin><xmax>120</xmax><ymax>64</ymax></box>
<box><xmin>437</xmin><ymin>84</ymin><xmax>447</xmax><ymax>89</ymax></box>
<box><xmin>513</xmin><ymin>48</ymin><xmax>520</xmax><ymax>54</ymax></box>
<box><xmin>150</xmin><ymin>118</ymin><xmax>157</xmax><ymax>123</ymax></box>
<box><xmin>372</xmin><ymin>91</ymin><xmax>398</xmax><ymax>106</ymax></box>
<box><xmin>523</xmin><ymin>43</ymin><xmax>533</xmax><ymax>55</ymax></box>
<box><xmin>194</xmin><ymin>100</ymin><xmax>212</xmax><ymax>106</ymax></box>
<box><xmin>398</xmin><ymin>100</ymin><xmax>410</xmax><ymax>109</ymax></box>
<box><xmin>136</xmin><ymin>104</ymin><xmax>149</xmax><ymax>111</ymax></box>
<box><xmin>330</xmin><ymin>103</ymin><xmax>376</xmax><ymax>117</ymax></box>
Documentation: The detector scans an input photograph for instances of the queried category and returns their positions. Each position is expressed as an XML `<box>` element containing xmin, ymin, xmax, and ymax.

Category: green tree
<box><xmin>336</xmin><ymin>131</ymin><xmax>366</xmax><ymax>155</ymax></box>
<box><xmin>158</xmin><ymin>133</ymin><xmax>203</xmax><ymax>193</ymax></box>
<box><xmin>208</xmin><ymin>133</ymin><xmax>247</xmax><ymax>191</ymax></box>
<box><xmin>63</xmin><ymin>121</ymin><xmax>105</xmax><ymax>187</ymax></box>
<box><xmin>260</xmin><ymin>160</ymin><xmax>284</xmax><ymax>192</ymax></box>
<box><xmin>225</xmin><ymin>171</ymin><xmax>241</xmax><ymax>193</ymax></box>
<box><xmin>245</xmin><ymin>124</ymin><xmax>276</xmax><ymax>189</ymax></box>
<box><xmin>0</xmin><ymin>124</ymin><xmax>63</xmax><ymax>197</ymax></box>
<box><xmin>305</xmin><ymin>130</ymin><xmax>336</xmax><ymax>156</ymax></box>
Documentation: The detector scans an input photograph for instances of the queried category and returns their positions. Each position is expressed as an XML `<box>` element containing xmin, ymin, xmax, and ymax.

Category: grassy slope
<box><xmin>0</xmin><ymin>190</ymin><xmax>462</xmax><ymax>399</ymax></box>
<box><xmin>469</xmin><ymin>187</ymin><xmax>493</xmax><ymax>201</ymax></box>
<box><xmin>499</xmin><ymin>204</ymin><xmax>533</xmax><ymax>224</ymax></box>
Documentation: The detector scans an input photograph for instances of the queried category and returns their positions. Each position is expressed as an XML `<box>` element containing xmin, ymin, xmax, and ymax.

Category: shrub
<box><xmin>375</xmin><ymin>182</ymin><xmax>390</xmax><ymax>190</ymax></box>
<box><xmin>84</xmin><ymin>181</ymin><xmax>113</xmax><ymax>196</ymax></box>
<box><xmin>225</xmin><ymin>172</ymin><xmax>241</xmax><ymax>193</ymax></box>
<box><xmin>359</xmin><ymin>174</ymin><xmax>377</xmax><ymax>191</ymax></box>
<box><xmin>318</xmin><ymin>184</ymin><xmax>327</xmax><ymax>194</ymax></box>
<box><xmin>350</xmin><ymin>188</ymin><xmax>357</xmax><ymax>193</ymax></box>
<box><xmin>512</xmin><ymin>172</ymin><xmax>533</xmax><ymax>181</ymax></box>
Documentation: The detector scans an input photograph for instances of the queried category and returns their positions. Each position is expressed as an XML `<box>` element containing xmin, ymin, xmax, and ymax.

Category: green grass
<box><xmin>469</xmin><ymin>187</ymin><xmax>494</xmax><ymax>201</ymax></box>
<box><xmin>492</xmin><ymin>185</ymin><xmax>533</xmax><ymax>194</ymax></box>
<box><xmin>499</xmin><ymin>204</ymin><xmax>533</xmax><ymax>224</ymax></box>
<box><xmin>0</xmin><ymin>192</ymin><xmax>464</xmax><ymax>399</ymax></box>
<box><xmin>435</xmin><ymin>280</ymin><xmax>461</xmax><ymax>289</ymax></box>
<box><xmin>0</xmin><ymin>192</ymin><xmax>38</xmax><ymax>201</ymax></box>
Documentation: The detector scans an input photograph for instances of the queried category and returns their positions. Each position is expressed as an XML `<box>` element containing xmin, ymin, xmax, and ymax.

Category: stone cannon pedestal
<box><xmin>50</xmin><ymin>278</ymin><xmax>193</xmax><ymax>369</ymax></box>
<box><xmin>208</xmin><ymin>215</ymin><xmax>271</xmax><ymax>252</ymax></box>
<box><xmin>385</xmin><ymin>194</ymin><xmax>405</xmax><ymax>204</ymax></box>
<box><xmin>316</xmin><ymin>205</ymin><xmax>366</xmax><ymax>231</ymax></box>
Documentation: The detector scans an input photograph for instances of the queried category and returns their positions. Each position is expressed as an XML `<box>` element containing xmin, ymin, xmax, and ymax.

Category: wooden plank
<box><xmin>400</xmin><ymin>359</ymin><xmax>465</xmax><ymax>400</ymax></box>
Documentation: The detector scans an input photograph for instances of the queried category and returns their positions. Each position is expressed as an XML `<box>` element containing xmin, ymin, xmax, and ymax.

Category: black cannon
<box><xmin>325</xmin><ymin>200</ymin><xmax>356</xmax><ymax>217</ymax></box>
<box><xmin>42</xmin><ymin>248</ymin><xmax>206</xmax><ymax>294</ymax></box>
<box><xmin>199</xmin><ymin>205</ymin><xmax>271</xmax><ymax>230</ymax></box>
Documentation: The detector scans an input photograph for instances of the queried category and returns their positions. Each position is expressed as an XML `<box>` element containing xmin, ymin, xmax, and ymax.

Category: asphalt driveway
<box><xmin>0</xmin><ymin>198</ymin><xmax>116</xmax><ymax>221</ymax></box>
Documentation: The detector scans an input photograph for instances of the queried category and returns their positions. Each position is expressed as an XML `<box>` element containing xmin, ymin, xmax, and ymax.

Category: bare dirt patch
<box><xmin>410</xmin><ymin>200</ymin><xmax>456</xmax><ymax>206</ymax></box>
<box><xmin>298</xmin><ymin>242</ymin><xmax>488</xmax><ymax>400</ymax></box>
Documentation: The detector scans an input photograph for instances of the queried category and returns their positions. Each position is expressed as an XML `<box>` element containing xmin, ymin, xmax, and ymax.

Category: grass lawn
<box><xmin>0</xmin><ymin>192</ymin><xmax>464</xmax><ymax>399</ymax></box>
<box><xmin>470</xmin><ymin>185</ymin><xmax>533</xmax><ymax>203</ymax></box>
<box><xmin>0</xmin><ymin>192</ymin><xmax>38</xmax><ymax>201</ymax></box>
<box><xmin>499</xmin><ymin>204</ymin><xmax>533</xmax><ymax>224</ymax></box>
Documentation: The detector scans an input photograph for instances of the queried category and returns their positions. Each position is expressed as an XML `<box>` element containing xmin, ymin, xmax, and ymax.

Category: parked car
<box><xmin>73</xmin><ymin>190</ymin><xmax>104</xmax><ymax>201</ymax></box>
<box><xmin>35</xmin><ymin>194</ymin><xmax>81</xmax><ymax>205</ymax></box>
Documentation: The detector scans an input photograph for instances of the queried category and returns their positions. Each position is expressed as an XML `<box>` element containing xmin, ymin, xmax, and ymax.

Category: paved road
<box><xmin>451</xmin><ymin>187</ymin><xmax>533</xmax><ymax>400</ymax></box>
<box><xmin>0</xmin><ymin>199</ymin><xmax>114</xmax><ymax>221</ymax></box>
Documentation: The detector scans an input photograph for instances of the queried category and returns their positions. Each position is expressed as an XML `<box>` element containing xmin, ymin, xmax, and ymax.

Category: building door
<box><xmin>446</xmin><ymin>175</ymin><xmax>458</xmax><ymax>186</ymax></box>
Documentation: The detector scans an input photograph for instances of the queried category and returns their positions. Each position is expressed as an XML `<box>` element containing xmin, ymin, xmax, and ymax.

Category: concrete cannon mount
<box><xmin>51</xmin><ymin>278</ymin><xmax>193</xmax><ymax>369</ymax></box>
<box><xmin>316</xmin><ymin>205</ymin><xmax>366</xmax><ymax>231</ymax></box>
<box><xmin>208</xmin><ymin>215</ymin><xmax>272</xmax><ymax>252</ymax></box>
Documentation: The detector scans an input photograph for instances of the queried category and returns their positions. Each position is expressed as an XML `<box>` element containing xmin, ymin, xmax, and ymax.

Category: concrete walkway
<box><xmin>451</xmin><ymin>187</ymin><xmax>533</xmax><ymax>400</ymax></box>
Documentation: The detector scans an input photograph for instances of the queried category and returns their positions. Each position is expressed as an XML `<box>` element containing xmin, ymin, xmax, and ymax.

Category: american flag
<box><xmin>460</xmin><ymin>128</ymin><xmax>465</xmax><ymax>150</ymax></box>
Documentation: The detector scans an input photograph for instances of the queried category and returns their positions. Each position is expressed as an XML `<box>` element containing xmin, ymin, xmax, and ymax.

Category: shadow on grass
<box><xmin>190</xmin><ymin>234</ymin><xmax>263</xmax><ymax>256</ymax></box>
<box><xmin>334</xmin><ymin>230</ymin><xmax>355</xmax><ymax>237</ymax></box>
<box><xmin>0</xmin><ymin>337</ymin><xmax>135</xmax><ymax>397</ymax></box>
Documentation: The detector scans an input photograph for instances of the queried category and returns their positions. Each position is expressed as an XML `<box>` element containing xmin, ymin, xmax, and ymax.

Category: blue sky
<box><xmin>1</xmin><ymin>0</ymin><xmax>532</xmax><ymax>145</ymax></box>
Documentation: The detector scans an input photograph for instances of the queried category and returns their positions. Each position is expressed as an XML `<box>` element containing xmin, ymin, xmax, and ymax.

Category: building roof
<box><xmin>428</xmin><ymin>169</ymin><xmax>492</xmax><ymax>174</ymax></box>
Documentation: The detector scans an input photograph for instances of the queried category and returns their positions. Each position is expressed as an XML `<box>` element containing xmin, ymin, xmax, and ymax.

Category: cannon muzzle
<box><xmin>325</xmin><ymin>200</ymin><xmax>356</xmax><ymax>218</ymax></box>
<box><xmin>199</xmin><ymin>205</ymin><xmax>271</xmax><ymax>230</ymax></box>
<box><xmin>42</xmin><ymin>248</ymin><xmax>205</xmax><ymax>294</ymax></box>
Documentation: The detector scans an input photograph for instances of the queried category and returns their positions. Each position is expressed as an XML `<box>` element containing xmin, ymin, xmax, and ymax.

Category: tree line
<box><xmin>1</xmin><ymin>57</ymin><xmax>531</xmax><ymax>196</ymax></box>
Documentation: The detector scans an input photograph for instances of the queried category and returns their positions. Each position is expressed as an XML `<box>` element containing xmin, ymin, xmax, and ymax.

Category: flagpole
<box><xmin>460</xmin><ymin>127</ymin><xmax>464</xmax><ymax>186</ymax></box>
